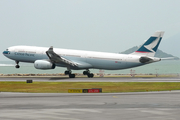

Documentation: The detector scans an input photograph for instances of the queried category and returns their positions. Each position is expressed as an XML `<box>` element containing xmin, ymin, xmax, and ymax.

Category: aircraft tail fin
<box><xmin>131</xmin><ymin>31</ymin><xmax>164</xmax><ymax>57</ymax></box>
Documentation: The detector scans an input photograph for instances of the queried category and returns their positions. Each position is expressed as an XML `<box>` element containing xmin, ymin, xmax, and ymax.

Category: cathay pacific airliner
<box><xmin>3</xmin><ymin>31</ymin><xmax>164</xmax><ymax>78</ymax></box>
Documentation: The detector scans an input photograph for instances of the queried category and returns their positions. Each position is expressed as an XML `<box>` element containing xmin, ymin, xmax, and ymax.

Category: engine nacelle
<box><xmin>34</xmin><ymin>60</ymin><xmax>55</xmax><ymax>70</ymax></box>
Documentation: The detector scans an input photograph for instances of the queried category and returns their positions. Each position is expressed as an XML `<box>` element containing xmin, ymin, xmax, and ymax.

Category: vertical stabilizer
<box><xmin>131</xmin><ymin>31</ymin><xmax>164</xmax><ymax>57</ymax></box>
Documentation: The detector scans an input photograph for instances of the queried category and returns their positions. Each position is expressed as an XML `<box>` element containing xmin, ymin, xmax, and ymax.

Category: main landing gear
<box><xmin>64</xmin><ymin>69</ymin><xmax>94</xmax><ymax>78</ymax></box>
<box><xmin>15</xmin><ymin>61</ymin><xmax>20</xmax><ymax>68</ymax></box>
<box><xmin>83</xmin><ymin>70</ymin><xmax>94</xmax><ymax>78</ymax></box>
<box><xmin>64</xmin><ymin>70</ymin><xmax>76</xmax><ymax>78</ymax></box>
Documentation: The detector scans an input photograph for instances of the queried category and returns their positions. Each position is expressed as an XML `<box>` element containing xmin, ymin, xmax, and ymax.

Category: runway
<box><xmin>1</xmin><ymin>77</ymin><xmax>180</xmax><ymax>119</ymax></box>
<box><xmin>0</xmin><ymin>76</ymin><xmax>180</xmax><ymax>82</ymax></box>
<box><xmin>1</xmin><ymin>91</ymin><xmax>180</xmax><ymax>120</ymax></box>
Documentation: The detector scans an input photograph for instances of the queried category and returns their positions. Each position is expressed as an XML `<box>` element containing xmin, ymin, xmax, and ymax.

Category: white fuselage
<box><xmin>3</xmin><ymin>45</ymin><xmax>151</xmax><ymax>70</ymax></box>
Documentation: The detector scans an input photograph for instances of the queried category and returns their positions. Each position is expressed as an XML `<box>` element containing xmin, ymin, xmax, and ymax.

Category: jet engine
<box><xmin>34</xmin><ymin>60</ymin><xmax>55</xmax><ymax>69</ymax></box>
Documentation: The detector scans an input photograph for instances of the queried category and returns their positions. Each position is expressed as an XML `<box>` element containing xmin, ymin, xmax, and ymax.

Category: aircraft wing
<box><xmin>46</xmin><ymin>46</ymin><xmax>78</xmax><ymax>67</ymax></box>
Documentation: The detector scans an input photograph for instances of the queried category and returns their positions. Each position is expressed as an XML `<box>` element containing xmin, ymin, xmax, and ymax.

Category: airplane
<box><xmin>3</xmin><ymin>31</ymin><xmax>164</xmax><ymax>78</ymax></box>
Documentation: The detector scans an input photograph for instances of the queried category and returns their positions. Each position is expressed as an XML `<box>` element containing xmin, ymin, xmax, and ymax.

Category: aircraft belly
<box><xmin>86</xmin><ymin>58</ymin><xmax>127</xmax><ymax>70</ymax></box>
<box><xmin>62</xmin><ymin>56</ymin><xmax>93</xmax><ymax>70</ymax></box>
<box><xmin>125</xmin><ymin>62</ymin><xmax>144</xmax><ymax>69</ymax></box>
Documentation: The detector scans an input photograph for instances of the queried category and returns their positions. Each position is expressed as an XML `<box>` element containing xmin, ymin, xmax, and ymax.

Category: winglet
<box><xmin>48</xmin><ymin>46</ymin><xmax>53</xmax><ymax>51</ymax></box>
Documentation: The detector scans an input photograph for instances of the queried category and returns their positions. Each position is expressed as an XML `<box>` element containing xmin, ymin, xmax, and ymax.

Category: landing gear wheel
<box><xmin>15</xmin><ymin>61</ymin><xmax>20</xmax><ymax>69</ymax></box>
<box><xmin>65</xmin><ymin>71</ymin><xmax>70</xmax><ymax>75</ymax></box>
<box><xmin>87</xmin><ymin>73</ymin><xmax>94</xmax><ymax>78</ymax></box>
<box><xmin>69</xmin><ymin>74</ymin><xmax>75</xmax><ymax>78</ymax></box>
<box><xmin>15</xmin><ymin>65</ymin><xmax>20</xmax><ymax>68</ymax></box>
<box><xmin>83</xmin><ymin>71</ymin><xmax>88</xmax><ymax>75</ymax></box>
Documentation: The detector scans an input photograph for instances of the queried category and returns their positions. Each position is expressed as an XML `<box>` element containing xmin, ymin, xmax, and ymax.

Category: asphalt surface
<box><xmin>1</xmin><ymin>91</ymin><xmax>180</xmax><ymax>120</ymax></box>
<box><xmin>1</xmin><ymin>77</ymin><xmax>180</xmax><ymax>120</ymax></box>
<box><xmin>0</xmin><ymin>76</ymin><xmax>180</xmax><ymax>82</ymax></box>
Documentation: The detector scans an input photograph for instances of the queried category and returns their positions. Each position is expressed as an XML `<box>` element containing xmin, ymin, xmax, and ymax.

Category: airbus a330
<box><xmin>3</xmin><ymin>31</ymin><xmax>164</xmax><ymax>78</ymax></box>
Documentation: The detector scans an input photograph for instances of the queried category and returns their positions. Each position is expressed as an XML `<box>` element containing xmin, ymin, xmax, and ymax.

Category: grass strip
<box><xmin>0</xmin><ymin>82</ymin><xmax>180</xmax><ymax>93</ymax></box>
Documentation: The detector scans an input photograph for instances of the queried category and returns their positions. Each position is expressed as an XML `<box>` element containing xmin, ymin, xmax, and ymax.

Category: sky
<box><xmin>1</xmin><ymin>0</ymin><xmax>180</xmax><ymax>61</ymax></box>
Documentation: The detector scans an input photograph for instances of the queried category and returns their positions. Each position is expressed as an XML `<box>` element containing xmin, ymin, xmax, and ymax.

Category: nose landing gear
<box><xmin>15</xmin><ymin>61</ymin><xmax>20</xmax><ymax>68</ymax></box>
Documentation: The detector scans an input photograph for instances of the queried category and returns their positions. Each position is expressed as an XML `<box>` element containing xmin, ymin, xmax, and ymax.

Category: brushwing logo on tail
<box><xmin>144</xmin><ymin>34</ymin><xmax>161</xmax><ymax>53</ymax></box>
<box><xmin>136</xmin><ymin>34</ymin><xmax>162</xmax><ymax>53</ymax></box>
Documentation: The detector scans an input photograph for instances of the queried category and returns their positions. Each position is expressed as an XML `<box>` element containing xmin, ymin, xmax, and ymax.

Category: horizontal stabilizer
<box><xmin>161</xmin><ymin>57</ymin><xmax>176</xmax><ymax>60</ymax></box>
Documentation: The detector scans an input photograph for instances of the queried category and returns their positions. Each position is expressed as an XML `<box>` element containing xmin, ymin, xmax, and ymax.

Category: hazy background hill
<box><xmin>159</xmin><ymin>33</ymin><xmax>180</xmax><ymax>58</ymax></box>
<box><xmin>121</xmin><ymin>46</ymin><xmax>179</xmax><ymax>59</ymax></box>
<box><xmin>121</xmin><ymin>32</ymin><xmax>180</xmax><ymax>59</ymax></box>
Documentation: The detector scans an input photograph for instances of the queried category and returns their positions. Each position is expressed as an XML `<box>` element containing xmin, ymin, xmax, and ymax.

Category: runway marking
<box><xmin>140</xmin><ymin>109</ymin><xmax>170</xmax><ymax>115</ymax></box>
<box><xmin>0</xmin><ymin>109</ymin><xmax>102</xmax><ymax>120</ymax></box>
<box><xmin>113</xmin><ymin>96</ymin><xmax>118</xmax><ymax>98</ymax></box>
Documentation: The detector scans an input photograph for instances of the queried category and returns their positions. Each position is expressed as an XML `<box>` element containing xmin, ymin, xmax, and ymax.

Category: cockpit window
<box><xmin>3</xmin><ymin>51</ymin><xmax>10</xmax><ymax>54</ymax></box>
